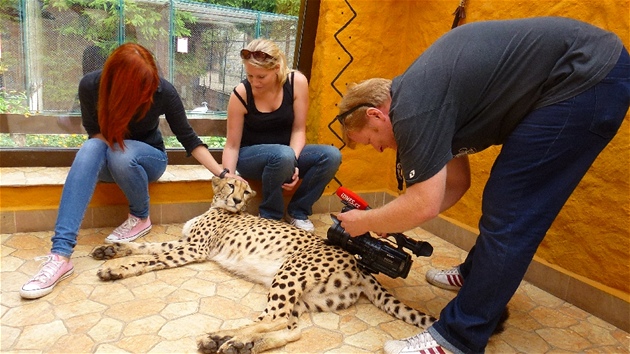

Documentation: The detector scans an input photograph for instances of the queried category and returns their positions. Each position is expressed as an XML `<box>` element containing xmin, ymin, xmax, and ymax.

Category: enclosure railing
<box><xmin>0</xmin><ymin>112</ymin><xmax>226</xmax><ymax>166</ymax></box>
<box><xmin>0</xmin><ymin>0</ymin><xmax>298</xmax><ymax>166</ymax></box>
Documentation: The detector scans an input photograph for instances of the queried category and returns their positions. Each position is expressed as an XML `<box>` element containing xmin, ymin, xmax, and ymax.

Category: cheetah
<box><xmin>90</xmin><ymin>176</ymin><xmax>437</xmax><ymax>353</ymax></box>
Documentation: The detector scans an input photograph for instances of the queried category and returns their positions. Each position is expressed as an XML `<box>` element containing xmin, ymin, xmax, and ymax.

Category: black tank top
<box><xmin>233</xmin><ymin>72</ymin><xmax>295</xmax><ymax>147</ymax></box>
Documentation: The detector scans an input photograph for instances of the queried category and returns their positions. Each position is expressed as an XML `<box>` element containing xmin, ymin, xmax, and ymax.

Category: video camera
<box><xmin>326</xmin><ymin>187</ymin><xmax>433</xmax><ymax>279</ymax></box>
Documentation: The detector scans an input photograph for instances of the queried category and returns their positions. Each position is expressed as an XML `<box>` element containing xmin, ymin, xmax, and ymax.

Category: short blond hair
<box><xmin>338</xmin><ymin>78</ymin><xmax>392</xmax><ymax>148</ymax></box>
<box><xmin>242</xmin><ymin>38</ymin><xmax>291</xmax><ymax>85</ymax></box>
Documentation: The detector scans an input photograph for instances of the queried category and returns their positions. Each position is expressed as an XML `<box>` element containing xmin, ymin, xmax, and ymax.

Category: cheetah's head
<box><xmin>211</xmin><ymin>176</ymin><xmax>256</xmax><ymax>213</ymax></box>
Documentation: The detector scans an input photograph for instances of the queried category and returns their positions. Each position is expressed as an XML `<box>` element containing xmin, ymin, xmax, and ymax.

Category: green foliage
<box><xmin>38</xmin><ymin>0</ymin><xmax>198</xmax><ymax>109</ymax></box>
<box><xmin>50</xmin><ymin>0</ymin><xmax>119</xmax><ymax>53</ymax></box>
<box><xmin>27</xmin><ymin>133</ymin><xmax>88</xmax><ymax>147</ymax></box>
<box><xmin>173</xmin><ymin>9</ymin><xmax>196</xmax><ymax>38</ymax></box>
<box><xmin>1</xmin><ymin>0</ymin><xmax>24</xmax><ymax>96</ymax></box>
<box><xmin>0</xmin><ymin>133</ymin><xmax>87</xmax><ymax>147</ymax></box>
<box><xmin>0</xmin><ymin>89</ymin><xmax>30</xmax><ymax>115</ymax></box>
<box><xmin>164</xmin><ymin>136</ymin><xmax>226</xmax><ymax>148</ymax></box>
<box><xmin>0</xmin><ymin>133</ymin><xmax>225</xmax><ymax>148</ymax></box>
<box><xmin>201</xmin><ymin>0</ymin><xmax>301</xmax><ymax>16</ymax></box>
<box><xmin>177</xmin><ymin>26</ymin><xmax>240</xmax><ymax>73</ymax></box>
<box><xmin>0</xmin><ymin>0</ymin><xmax>20</xmax><ymax>26</ymax></box>
<box><xmin>48</xmin><ymin>0</ymin><xmax>196</xmax><ymax>53</ymax></box>
<box><xmin>274</xmin><ymin>0</ymin><xmax>301</xmax><ymax>16</ymax></box>
<box><xmin>1</xmin><ymin>0</ymin><xmax>293</xmax><ymax>149</ymax></box>
<box><xmin>0</xmin><ymin>133</ymin><xmax>17</xmax><ymax>147</ymax></box>
<box><xmin>41</xmin><ymin>51</ymin><xmax>83</xmax><ymax>109</ymax></box>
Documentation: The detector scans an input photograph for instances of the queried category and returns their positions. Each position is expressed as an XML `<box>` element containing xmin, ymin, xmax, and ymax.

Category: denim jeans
<box><xmin>236</xmin><ymin>144</ymin><xmax>342</xmax><ymax>220</ymax></box>
<box><xmin>429</xmin><ymin>48</ymin><xmax>630</xmax><ymax>354</ymax></box>
<box><xmin>51</xmin><ymin>139</ymin><xmax>167</xmax><ymax>258</ymax></box>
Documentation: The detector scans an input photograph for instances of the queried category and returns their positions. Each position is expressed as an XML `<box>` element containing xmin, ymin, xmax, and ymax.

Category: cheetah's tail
<box><xmin>361</xmin><ymin>273</ymin><xmax>437</xmax><ymax>329</ymax></box>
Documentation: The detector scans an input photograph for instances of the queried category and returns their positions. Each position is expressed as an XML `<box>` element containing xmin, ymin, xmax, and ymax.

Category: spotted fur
<box><xmin>90</xmin><ymin>176</ymin><xmax>436</xmax><ymax>353</ymax></box>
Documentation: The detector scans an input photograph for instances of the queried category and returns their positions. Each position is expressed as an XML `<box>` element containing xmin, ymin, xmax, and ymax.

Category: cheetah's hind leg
<box><xmin>197</xmin><ymin>318</ymin><xmax>301</xmax><ymax>354</ymax></box>
<box><xmin>198</xmin><ymin>257</ymin><xmax>308</xmax><ymax>353</ymax></box>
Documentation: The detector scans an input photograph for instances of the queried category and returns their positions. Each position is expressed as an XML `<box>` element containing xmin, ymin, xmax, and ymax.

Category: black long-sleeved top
<box><xmin>78</xmin><ymin>70</ymin><xmax>205</xmax><ymax>155</ymax></box>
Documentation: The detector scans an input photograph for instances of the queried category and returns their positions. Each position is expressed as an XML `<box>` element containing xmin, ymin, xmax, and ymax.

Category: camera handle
<box><xmin>387</xmin><ymin>233</ymin><xmax>433</xmax><ymax>257</ymax></box>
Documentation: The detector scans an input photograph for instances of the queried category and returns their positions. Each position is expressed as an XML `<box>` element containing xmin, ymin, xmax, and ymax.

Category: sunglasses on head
<box><xmin>240</xmin><ymin>49</ymin><xmax>275</xmax><ymax>61</ymax></box>
<box><xmin>335</xmin><ymin>103</ymin><xmax>375</xmax><ymax>125</ymax></box>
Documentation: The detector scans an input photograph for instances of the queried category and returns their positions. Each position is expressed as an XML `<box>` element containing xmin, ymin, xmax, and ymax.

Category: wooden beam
<box><xmin>0</xmin><ymin>113</ymin><xmax>227</xmax><ymax>136</ymax></box>
<box><xmin>0</xmin><ymin>148</ymin><xmax>223</xmax><ymax>167</ymax></box>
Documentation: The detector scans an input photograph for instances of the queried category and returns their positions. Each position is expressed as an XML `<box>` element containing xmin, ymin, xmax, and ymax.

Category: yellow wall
<box><xmin>309</xmin><ymin>0</ymin><xmax>630</xmax><ymax>296</ymax></box>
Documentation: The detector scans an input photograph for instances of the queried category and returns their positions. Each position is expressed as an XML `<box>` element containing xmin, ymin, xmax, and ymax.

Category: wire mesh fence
<box><xmin>0</xmin><ymin>0</ymin><xmax>298</xmax><ymax>115</ymax></box>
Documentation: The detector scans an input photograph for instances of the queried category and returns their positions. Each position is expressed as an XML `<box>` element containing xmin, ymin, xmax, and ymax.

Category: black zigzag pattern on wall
<box><xmin>328</xmin><ymin>0</ymin><xmax>357</xmax><ymax>186</ymax></box>
<box><xmin>328</xmin><ymin>0</ymin><xmax>357</xmax><ymax>152</ymax></box>
<box><xmin>325</xmin><ymin>1</ymin><xmax>464</xmax><ymax>188</ymax></box>
<box><xmin>327</xmin><ymin>0</ymin><xmax>357</xmax><ymax>188</ymax></box>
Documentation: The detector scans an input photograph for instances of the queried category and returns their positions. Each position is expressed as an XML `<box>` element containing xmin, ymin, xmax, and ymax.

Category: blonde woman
<box><xmin>222</xmin><ymin>39</ymin><xmax>341</xmax><ymax>232</ymax></box>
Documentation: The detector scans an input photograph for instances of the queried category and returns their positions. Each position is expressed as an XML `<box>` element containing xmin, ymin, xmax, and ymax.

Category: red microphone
<box><xmin>336</xmin><ymin>186</ymin><xmax>370</xmax><ymax>210</ymax></box>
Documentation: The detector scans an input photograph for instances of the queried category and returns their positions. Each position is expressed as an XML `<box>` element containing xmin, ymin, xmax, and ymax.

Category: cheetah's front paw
<box><xmin>198</xmin><ymin>334</ymin><xmax>232</xmax><ymax>354</ymax></box>
<box><xmin>218</xmin><ymin>339</ymin><xmax>255</xmax><ymax>354</ymax></box>
<box><xmin>96</xmin><ymin>267</ymin><xmax>125</xmax><ymax>281</ymax></box>
<box><xmin>90</xmin><ymin>244</ymin><xmax>132</xmax><ymax>260</ymax></box>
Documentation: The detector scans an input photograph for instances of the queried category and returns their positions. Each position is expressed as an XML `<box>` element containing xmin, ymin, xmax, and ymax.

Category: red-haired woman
<box><xmin>20</xmin><ymin>43</ymin><xmax>235</xmax><ymax>299</ymax></box>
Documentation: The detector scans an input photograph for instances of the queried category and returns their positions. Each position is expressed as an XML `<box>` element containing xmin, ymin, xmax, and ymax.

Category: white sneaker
<box><xmin>384</xmin><ymin>331</ymin><xmax>453</xmax><ymax>354</ymax></box>
<box><xmin>426</xmin><ymin>266</ymin><xmax>464</xmax><ymax>291</ymax></box>
<box><xmin>288</xmin><ymin>217</ymin><xmax>315</xmax><ymax>233</ymax></box>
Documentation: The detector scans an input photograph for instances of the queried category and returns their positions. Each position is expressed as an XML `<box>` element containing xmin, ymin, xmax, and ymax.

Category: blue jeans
<box><xmin>51</xmin><ymin>139</ymin><xmax>167</xmax><ymax>258</ymax></box>
<box><xmin>236</xmin><ymin>144</ymin><xmax>341</xmax><ymax>220</ymax></box>
<box><xmin>429</xmin><ymin>48</ymin><xmax>630</xmax><ymax>354</ymax></box>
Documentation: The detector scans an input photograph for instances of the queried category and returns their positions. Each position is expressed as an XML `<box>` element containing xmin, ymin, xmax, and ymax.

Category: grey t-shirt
<box><xmin>390</xmin><ymin>17</ymin><xmax>623</xmax><ymax>185</ymax></box>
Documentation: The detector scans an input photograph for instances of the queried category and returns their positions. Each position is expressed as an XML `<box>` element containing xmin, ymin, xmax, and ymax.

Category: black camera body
<box><xmin>326</xmin><ymin>206</ymin><xmax>433</xmax><ymax>279</ymax></box>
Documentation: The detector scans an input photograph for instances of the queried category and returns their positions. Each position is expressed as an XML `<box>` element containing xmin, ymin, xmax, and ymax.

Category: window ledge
<box><xmin>0</xmin><ymin>165</ymin><xmax>214</xmax><ymax>187</ymax></box>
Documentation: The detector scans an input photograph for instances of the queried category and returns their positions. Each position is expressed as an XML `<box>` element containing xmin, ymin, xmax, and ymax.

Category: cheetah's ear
<box><xmin>211</xmin><ymin>176</ymin><xmax>221</xmax><ymax>189</ymax></box>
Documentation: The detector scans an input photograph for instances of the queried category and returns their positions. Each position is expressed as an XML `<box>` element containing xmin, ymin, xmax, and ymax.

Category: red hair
<box><xmin>97</xmin><ymin>43</ymin><xmax>159</xmax><ymax>149</ymax></box>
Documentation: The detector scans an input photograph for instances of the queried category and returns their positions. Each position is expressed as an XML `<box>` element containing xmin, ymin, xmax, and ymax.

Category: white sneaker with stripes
<box><xmin>384</xmin><ymin>331</ymin><xmax>453</xmax><ymax>354</ymax></box>
<box><xmin>426</xmin><ymin>266</ymin><xmax>464</xmax><ymax>291</ymax></box>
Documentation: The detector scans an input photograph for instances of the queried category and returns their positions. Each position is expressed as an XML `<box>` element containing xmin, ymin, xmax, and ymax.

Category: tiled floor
<box><xmin>2</xmin><ymin>213</ymin><xmax>629</xmax><ymax>353</ymax></box>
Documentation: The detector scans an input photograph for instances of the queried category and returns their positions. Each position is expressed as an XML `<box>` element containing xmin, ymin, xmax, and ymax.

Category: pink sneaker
<box><xmin>105</xmin><ymin>214</ymin><xmax>152</xmax><ymax>243</ymax></box>
<box><xmin>20</xmin><ymin>254</ymin><xmax>74</xmax><ymax>299</ymax></box>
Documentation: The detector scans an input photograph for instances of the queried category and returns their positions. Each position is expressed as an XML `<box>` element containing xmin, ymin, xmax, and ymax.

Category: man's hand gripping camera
<box><xmin>327</xmin><ymin>187</ymin><xmax>433</xmax><ymax>279</ymax></box>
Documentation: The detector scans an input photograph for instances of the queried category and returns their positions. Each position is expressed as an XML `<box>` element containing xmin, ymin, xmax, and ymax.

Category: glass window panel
<box><xmin>0</xmin><ymin>0</ymin><xmax>301</xmax><ymax>163</ymax></box>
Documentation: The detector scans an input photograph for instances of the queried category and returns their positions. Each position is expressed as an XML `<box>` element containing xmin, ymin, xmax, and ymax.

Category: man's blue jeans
<box><xmin>236</xmin><ymin>144</ymin><xmax>342</xmax><ymax>220</ymax></box>
<box><xmin>430</xmin><ymin>48</ymin><xmax>630</xmax><ymax>354</ymax></box>
<box><xmin>51</xmin><ymin>139</ymin><xmax>167</xmax><ymax>258</ymax></box>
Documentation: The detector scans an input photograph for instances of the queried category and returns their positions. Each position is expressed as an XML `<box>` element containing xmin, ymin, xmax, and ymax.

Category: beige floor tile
<box><xmin>1</xmin><ymin>214</ymin><xmax>628</xmax><ymax>353</ymax></box>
